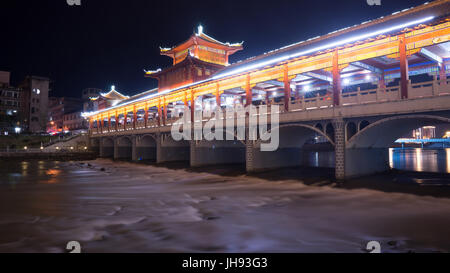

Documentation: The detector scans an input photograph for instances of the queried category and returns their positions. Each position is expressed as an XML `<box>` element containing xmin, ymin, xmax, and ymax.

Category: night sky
<box><xmin>0</xmin><ymin>0</ymin><xmax>429</xmax><ymax>98</ymax></box>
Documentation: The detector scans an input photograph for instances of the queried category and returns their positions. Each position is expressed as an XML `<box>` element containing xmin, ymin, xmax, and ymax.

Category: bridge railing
<box><xmin>289</xmin><ymin>94</ymin><xmax>334</xmax><ymax>111</ymax></box>
<box><xmin>341</xmin><ymin>85</ymin><xmax>400</xmax><ymax>105</ymax></box>
<box><xmin>89</xmin><ymin>76</ymin><xmax>450</xmax><ymax>136</ymax></box>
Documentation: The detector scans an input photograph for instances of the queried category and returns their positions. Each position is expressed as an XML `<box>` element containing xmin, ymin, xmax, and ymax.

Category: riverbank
<box><xmin>0</xmin><ymin>135</ymin><xmax>58</xmax><ymax>149</ymax></box>
<box><xmin>0</xmin><ymin>151</ymin><xmax>96</xmax><ymax>160</ymax></box>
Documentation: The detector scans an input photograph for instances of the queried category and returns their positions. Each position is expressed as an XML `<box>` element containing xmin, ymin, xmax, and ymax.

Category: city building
<box><xmin>413</xmin><ymin>126</ymin><xmax>437</xmax><ymax>139</ymax></box>
<box><xmin>47</xmin><ymin>97</ymin><xmax>83</xmax><ymax>134</ymax></box>
<box><xmin>0</xmin><ymin>71</ymin><xmax>22</xmax><ymax>134</ymax></box>
<box><xmin>0</xmin><ymin>71</ymin><xmax>50</xmax><ymax>134</ymax></box>
<box><xmin>47</xmin><ymin>88</ymin><xmax>102</xmax><ymax>134</ymax></box>
<box><xmin>82</xmin><ymin>88</ymin><xmax>102</xmax><ymax>101</ymax></box>
<box><xmin>63</xmin><ymin>110</ymin><xmax>88</xmax><ymax>133</ymax></box>
<box><xmin>20</xmin><ymin>76</ymin><xmax>50</xmax><ymax>133</ymax></box>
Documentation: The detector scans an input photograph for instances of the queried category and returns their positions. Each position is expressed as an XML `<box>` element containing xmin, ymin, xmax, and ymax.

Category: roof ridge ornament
<box><xmin>197</xmin><ymin>25</ymin><xmax>204</xmax><ymax>36</ymax></box>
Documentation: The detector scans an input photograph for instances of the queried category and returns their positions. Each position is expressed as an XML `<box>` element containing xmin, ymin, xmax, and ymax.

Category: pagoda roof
<box><xmin>98</xmin><ymin>87</ymin><xmax>130</xmax><ymax>100</ymax></box>
<box><xmin>160</xmin><ymin>31</ymin><xmax>243</xmax><ymax>58</ymax></box>
<box><xmin>145</xmin><ymin>54</ymin><xmax>225</xmax><ymax>78</ymax></box>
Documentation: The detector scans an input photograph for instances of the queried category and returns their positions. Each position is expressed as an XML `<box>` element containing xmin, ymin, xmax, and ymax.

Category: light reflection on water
<box><xmin>304</xmin><ymin>148</ymin><xmax>450</xmax><ymax>173</ymax></box>
<box><xmin>389</xmin><ymin>148</ymin><xmax>450</xmax><ymax>173</ymax></box>
<box><xmin>0</xmin><ymin>160</ymin><xmax>65</xmax><ymax>186</ymax></box>
<box><xmin>447</xmin><ymin>148</ymin><xmax>450</xmax><ymax>173</ymax></box>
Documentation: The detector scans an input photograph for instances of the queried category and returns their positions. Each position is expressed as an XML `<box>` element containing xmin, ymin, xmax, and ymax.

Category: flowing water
<box><xmin>0</xmin><ymin>148</ymin><xmax>449</xmax><ymax>253</ymax></box>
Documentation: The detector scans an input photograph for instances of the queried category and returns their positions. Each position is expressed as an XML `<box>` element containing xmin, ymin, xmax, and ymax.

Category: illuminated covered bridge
<box><xmin>86</xmin><ymin>0</ymin><xmax>450</xmax><ymax>180</ymax></box>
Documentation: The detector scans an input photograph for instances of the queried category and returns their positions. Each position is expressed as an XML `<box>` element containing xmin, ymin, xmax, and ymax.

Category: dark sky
<box><xmin>0</xmin><ymin>0</ymin><xmax>429</xmax><ymax>97</ymax></box>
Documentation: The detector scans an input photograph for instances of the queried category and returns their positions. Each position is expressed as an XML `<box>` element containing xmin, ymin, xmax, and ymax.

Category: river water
<box><xmin>0</xmin><ymin>148</ymin><xmax>449</xmax><ymax>253</ymax></box>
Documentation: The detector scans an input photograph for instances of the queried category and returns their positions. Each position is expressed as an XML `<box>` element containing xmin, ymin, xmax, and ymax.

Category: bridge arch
<box><xmin>255</xmin><ymin>123</ymin><xmax>335</xmax><ymax>147</ymax></box>
<box><xmin>192</xmin><ymin>129</ymin><xmax>246</xmax><ymax>167</ymax></box>
<box><xmin>358</xmin><ymin>120</ymin><xmax>370</xmax><ymax>131</ymax></box>
<box><xmin>325</xmin><ymin>123</ymin><xmax>335</xmax><ymax>143</ymax></box>
<box><xmin>248</xmin><ymin>123</ymin><xmax>335</xmax><ymax>172</ymax></box>
<box><xmin>200</xmin><ymin>129</ymin><xmax>246</xmax><ymax>146</ymax></box>
<box><xmin>100</xmin><ymin>137</ymin><xmax>114</xmax><ymax>157</ymax></box>
<box><xmin>116</xmin><ymin>136</ymin><xmax>133</xmax><ymax>159</ymax></box>
<box><xmin>90</xmin><ymin>138</ymin><xmax>100</xmax><ymax>154</ymax></box>
<box><xmin>347</xmin><ymin>114</ymin><xmax>450</xmax><ymax>149</ymax></box>
<box><xmin>314</xmin><ymin>123</ymin><xmax>324</xmax><ymax>132</ymax></box>
<box><xmin>345</xmin><ymin>122</ymin><xmax>358</xmax><ymax>141</ymax></box>
<box><xmin>135</xmin><ymin>134</ymin><xmax>157</xmax><ymax>161</ymax></box>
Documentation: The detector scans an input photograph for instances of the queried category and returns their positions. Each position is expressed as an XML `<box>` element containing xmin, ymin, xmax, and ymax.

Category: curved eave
<box><xmin>146</xmin><ymin>55</ymin><xmax>226</xmax><ymax>79</ymax></box>
<box><xmin>160</xmin><ymin>33</ymin><xmax>244</xmax><ymax>56</ymax></box>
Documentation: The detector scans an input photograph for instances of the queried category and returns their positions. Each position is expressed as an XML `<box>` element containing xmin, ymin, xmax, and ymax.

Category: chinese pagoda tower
<box><xmin>145</xmin><ymin>26</ymin><xmax>243</xmax><ymax>92</ymax></box>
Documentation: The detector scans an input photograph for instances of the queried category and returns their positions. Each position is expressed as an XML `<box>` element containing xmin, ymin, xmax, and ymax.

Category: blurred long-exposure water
<box><xmin>0</xmin><ymin>148</ymin><xmax>449</xmax><ymax>253</ymax></box>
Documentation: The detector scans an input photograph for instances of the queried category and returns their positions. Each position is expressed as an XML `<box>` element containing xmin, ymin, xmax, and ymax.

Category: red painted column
<box><xmin>216</xmin><ymin>83</ymin><xmax>221</xmax><ymax>110</ymax></box>
<box><xmin>245</xmin><ymin>74</ymin><xmax>252</xmax><ymax>107</ymax></box>
<box><xmin>379</xmin><ymin>73</ymin><xmax>386</xmax><ymax>90</ymax></box>
<box><xmin>283</xmin><ymin>64</ymin><xmax>291</xmax><ymax>112</ymax></box>
<box><xmin>157</xmin><ymin>101</ymin><xmax>162</xmax><ymax>126</ymax></box>
<box><xmin>163</xmin><ymin>104</ymin><xmax>168</xmax><ymax>125</ymax></box>
<box><xmin>440</xmin><ymin>62</ymin><xmax>447</xmax><ymax>85</ymax></box>
<box><xmin>108</xmin><ymin>116</ymin><xmax>111</xmax><ymax>132</ymax></box>
<box><xmin>133</xmin><ymin>106</ymin><xmax>137</xmax><ymax>129</ymax></box>
<box><xmin>123</xmin><ymin>112</ymin><xmax>127</xmax><ymax>131</ymax></box>
<box><xmin>100</xmin><ymin>117</ymin><xmax>104</xmax><ymax>134</ymax></box>
<box><xmin>190</xmin><ymin>90</ymin><xmax>195</xmax><ymax>123</ymax></box>
<box><xmin>144</xmin><ymin>106</ymin><xmax>149</xmax><ymax>128</ymax></box>
<box><xmin>114</xmin><ymin>112</ymin><xmax>118</xmax><ymax>131</ymax></box>
<box><xmin>182</xmin><ymin>92</ymin><xmax>189</xmax><ymax>120</ymax></box>
<box><xmin>399</xmin><ymin>34</ymin><xmax>409</xmax><ymax>99</ymax></box>
<box><xmin>332</xmin><ymin>49</ymin><xmax>341</xmax><ymax>106</ymax></box>
<box><xmin>183</xmin><ymin>92</ymin><xmax>188</xmax><ymax>107</ymax></box>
